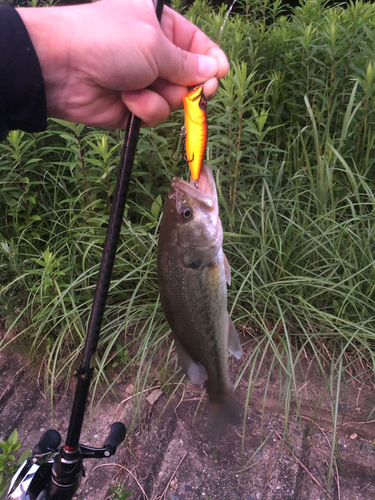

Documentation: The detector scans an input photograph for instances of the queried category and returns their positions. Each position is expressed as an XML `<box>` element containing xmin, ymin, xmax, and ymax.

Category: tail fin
<box><xmin>207</xmin><ymin>392</ymin><xmax>241</xmax><ymax>438</ymax></box>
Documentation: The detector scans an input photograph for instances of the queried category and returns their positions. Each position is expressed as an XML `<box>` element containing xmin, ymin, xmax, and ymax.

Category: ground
<box><xmin>1</xmin><ymin>347</ymin><xmax>375</xmax><ymax>500</ymax></box>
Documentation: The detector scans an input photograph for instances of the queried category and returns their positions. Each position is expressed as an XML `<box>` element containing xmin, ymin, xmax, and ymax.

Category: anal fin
<box><xmin>174</xmin><ymin>337</ymin><xmax>208</xmax><ymax>385</ymax></box>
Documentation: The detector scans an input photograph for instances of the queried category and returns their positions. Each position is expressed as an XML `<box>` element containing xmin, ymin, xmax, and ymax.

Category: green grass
<box><xmin>1</xmin><ymin>0</ymin><xmax>375</xmax><ymax>493</ymax></box>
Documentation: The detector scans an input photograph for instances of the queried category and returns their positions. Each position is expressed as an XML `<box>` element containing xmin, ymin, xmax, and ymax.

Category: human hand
<box><xmin>18</xmin><ymin>0</ymin><xmax>229</xmax><ymax>129</ymax></box>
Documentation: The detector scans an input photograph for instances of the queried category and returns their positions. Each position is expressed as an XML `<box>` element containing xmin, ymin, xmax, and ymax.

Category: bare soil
<box><xmin>1</xmin><ymin>347</ymin><xmax>375</xmax><ymax>500</ymax></box>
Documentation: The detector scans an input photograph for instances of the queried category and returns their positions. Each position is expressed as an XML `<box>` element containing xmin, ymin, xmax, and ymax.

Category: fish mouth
<box><xmin>191</xmin><ymin>163</ymin><xmax>216</xmax><ymax>195</ymax></box>
<box><xmin>171</xmin><ymin>163</ymin><xmax>217</xmax><ymax>211</ymax></box>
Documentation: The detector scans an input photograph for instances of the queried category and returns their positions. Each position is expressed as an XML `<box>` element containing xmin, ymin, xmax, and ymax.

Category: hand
<box><xmin>18</xmin><ymin>0</ymin><xmax>229</xmax><ymax>129</ymax></box>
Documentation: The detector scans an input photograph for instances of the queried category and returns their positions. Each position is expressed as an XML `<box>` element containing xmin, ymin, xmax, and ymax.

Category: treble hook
<box><xmin>172</xmin><ymin>126</ymin><xmax>194</xmax><ymax>163</ymax></box>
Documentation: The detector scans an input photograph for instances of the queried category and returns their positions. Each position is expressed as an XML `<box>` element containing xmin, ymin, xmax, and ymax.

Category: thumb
<box><xmin>157</xmin><ymin>41</ymin><xmax>219</xmax><ymax>87</ymax></box>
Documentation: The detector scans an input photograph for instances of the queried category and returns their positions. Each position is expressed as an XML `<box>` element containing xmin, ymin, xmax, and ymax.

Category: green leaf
<box><xmin>7</xmin><ymin>430</ymin><xmax>18</xmax><ymax>448</ymax></box>
<box><xmin>18</xmin><ymin>449</ymin><xmax>31</xmax><ymax>464</ymax></box>
<box><xmin>0</xmin><ymin>442</ymin><xmax>9</xmax><ymax>454</ymax></box>
<box><xmin>151</xmin><ymin>194</ymin><xmax>163</xmax><ymax>220</ymax></box>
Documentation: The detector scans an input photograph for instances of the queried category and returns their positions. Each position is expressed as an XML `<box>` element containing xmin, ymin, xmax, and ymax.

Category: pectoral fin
<box><xmin>223</xmin><ymin>252</ymin><xmax>231</xmax><ymax>286</ymax></box>
<box><xmin>174</xmin><ymin>337</ymin><xmax>208</xmax><ymax>385</ymax></box>
<box><xmin>227</xmin><ymin>316</ymin><xmax>242</xmax><ymax>359</ymax></box>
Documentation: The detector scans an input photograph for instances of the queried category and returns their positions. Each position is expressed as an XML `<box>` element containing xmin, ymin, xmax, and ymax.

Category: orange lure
<box><xmin>183</xmin><ymin>86</ymin><xmax>208</xmax><ymax>181</ymax></box>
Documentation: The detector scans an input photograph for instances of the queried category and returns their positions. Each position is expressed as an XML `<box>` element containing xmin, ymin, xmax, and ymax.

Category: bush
<box><xmin>1</xmin><ymin>0</ymin><xmax>375</xmax><ymax>398</ymax></box>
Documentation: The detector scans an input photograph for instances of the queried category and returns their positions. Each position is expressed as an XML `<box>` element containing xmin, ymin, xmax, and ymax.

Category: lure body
<box><xmin>183</xmin><ymin>86</ymin><xmax>207</xmax><ymax>181</ymax></box>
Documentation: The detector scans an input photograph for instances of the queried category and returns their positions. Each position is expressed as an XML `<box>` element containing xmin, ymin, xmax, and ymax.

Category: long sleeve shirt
<box><xmin>0</xmin><ymin>5</ymin><xmax>47</xmax><ymax>139</ymax></box>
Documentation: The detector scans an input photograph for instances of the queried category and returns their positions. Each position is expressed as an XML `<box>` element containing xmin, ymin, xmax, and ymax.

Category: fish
<box><xmin>183</xmin><ymin>86</ymin><xmax>208</xmax><ymax>182</ymax></box>
<box><xmin>157</xmin><ymin>163</ymin><xmax>242</xmax><ymax>426</ymax></box>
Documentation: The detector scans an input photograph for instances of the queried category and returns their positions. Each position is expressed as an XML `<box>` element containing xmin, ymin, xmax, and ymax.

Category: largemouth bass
<box><xmin>183</xmin><ymin>86</ymin><xmax>207</xmax><ymax>182</ymax></box>
<box><xmin>157</xmin><ymin>163</ymin><xmax>242</xmax><ymax>425</ymax></box>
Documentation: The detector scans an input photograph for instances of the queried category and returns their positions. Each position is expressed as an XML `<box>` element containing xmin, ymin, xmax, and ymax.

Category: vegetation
<box><xmin>1</xmin><ymin>0</ymin><xmax>375</xmax><ymax>472</ymax></box>
<box><xmin>107</xmin><ymin>482</ymin><xmax>132</xmax><ymax>500</ymax></box>
<box><xmin>0</xmin><ymin>430</ymin><xmax>30</xmax><ymax>497</ymax></box>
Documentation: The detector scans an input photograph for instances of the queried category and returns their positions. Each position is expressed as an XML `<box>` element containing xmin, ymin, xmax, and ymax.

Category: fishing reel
<box><xmin>6</xmin><ymin>423</ymin><xmax>126</xmax><ymax>500</ymax></box>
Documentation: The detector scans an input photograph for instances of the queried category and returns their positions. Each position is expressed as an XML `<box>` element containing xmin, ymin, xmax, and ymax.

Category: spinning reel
<box><xmin>7</xmin><ymin>424</ymin><xmax>126</xmax><ymax>500</ymax></box>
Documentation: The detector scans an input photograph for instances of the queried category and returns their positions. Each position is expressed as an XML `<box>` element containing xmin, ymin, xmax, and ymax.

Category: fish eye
<box><xmin>181</xmin><ymin>206</ymin><xmax>193</xmax><ymax>220</ymax></box>
<box><xmin>199</xmin><ymin>97</ymin><xmax>207</xmax><ymax>110</ymax></box>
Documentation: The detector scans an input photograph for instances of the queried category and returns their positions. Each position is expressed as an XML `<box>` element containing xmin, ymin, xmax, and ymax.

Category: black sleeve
<box><xmin>0</xmin><ymin>5</ymin><xmax>47</xmax><ymax>139</ymax></box>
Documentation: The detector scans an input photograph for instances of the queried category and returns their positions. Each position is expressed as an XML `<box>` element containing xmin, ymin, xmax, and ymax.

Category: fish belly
<box><xmin>158</xmin><ymin>248</ymin><xmax>230</xmax><ymax>403</ymax></box>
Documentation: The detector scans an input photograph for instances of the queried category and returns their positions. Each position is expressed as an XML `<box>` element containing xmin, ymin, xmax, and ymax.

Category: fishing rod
<box><xmin>6</xmin><ymin>1</ymin><xmax>165</xmax><ymax>498</ymax></box>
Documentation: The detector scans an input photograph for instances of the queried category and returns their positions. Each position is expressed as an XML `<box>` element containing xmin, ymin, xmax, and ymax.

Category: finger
<box><xmin>148</xmin><ymin>78</ymin><xmax>187</xmax><ymax>111</ymax></box>
<box><xmin>60</xmin><ymin>94</ymin><xmax>130</xmax><ymax>130</ymax></box>
<box><xmin>148</xmin><ymin>77</ymin><xmax>219</xmax><ymax>115</ymax></box>
<box><xmin>205</xmin><ymin>46</ymin><xmax>230</xmax><ymax>80</ymax></box>
<box><xmin>202</xmin><ymin>77</ymin><xmax>219</xmax><ymax>100</ymax></box>
<box><xmin>156</xmin><ymin>40</ymin><xmax>219</xmax><ymax>88</ymax></box>
<box><xmin>161</xmin><ymin>6</ymin><xmax>229</xmax><ymax>79</ymax></box>
<box><xmin>121</xmin><ymin>89</ymin><xmax>171</xmax><ymax>128</ymax></box>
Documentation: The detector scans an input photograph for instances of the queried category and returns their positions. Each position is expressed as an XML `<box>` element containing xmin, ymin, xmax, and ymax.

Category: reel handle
<box><xmin>32</xmin><ymin>429</ymin><xmax>61</xmax><ymax>457</ymax></box>
<box><xmin>49</xmin><ymin>422</ymin><xmax>126</xmax><ymax>498</ymax></box>
<box><xmin>103</xmin><ymin>422</ymin><xmax>126</xmax><ymax>453</ymax></box>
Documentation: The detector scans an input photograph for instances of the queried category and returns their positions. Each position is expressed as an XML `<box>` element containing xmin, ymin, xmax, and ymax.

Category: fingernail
<box><xmin>209</xmin><ymin>88</ymin><xmax>218</xmax><ymax>99</ymax></box>
<box><xmin>198</xmin><ymin>56</ymin><xmax>219</xmax><ymax>78</ymax></box>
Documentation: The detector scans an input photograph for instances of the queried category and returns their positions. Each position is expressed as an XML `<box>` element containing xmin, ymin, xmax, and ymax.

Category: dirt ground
<box><xmin>1</xmin><ymin>347</ymin><xmax>375</xmax><ymax>500</ymax></box>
